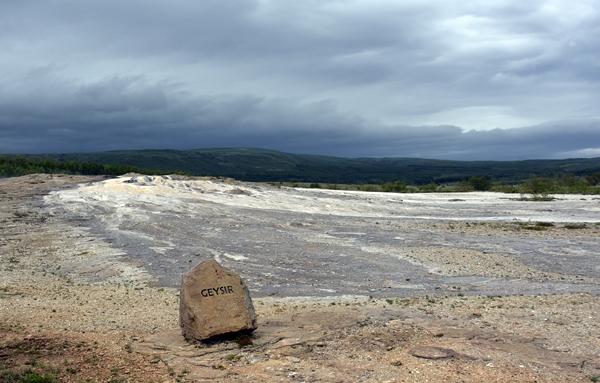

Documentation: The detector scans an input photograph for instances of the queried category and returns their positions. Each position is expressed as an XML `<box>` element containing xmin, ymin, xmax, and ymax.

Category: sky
<box><xmin>1</xmin><ymin>0</ymin><xmax>599</xmax><ymax>160</ymax></box>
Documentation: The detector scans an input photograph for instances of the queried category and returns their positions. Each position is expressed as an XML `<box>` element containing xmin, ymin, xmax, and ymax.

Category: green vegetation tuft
<box><xmin>564</xmin><ymin>223</ymin><xmax>587</xmax><ymax>230</ymax></box>
<box><xmin>380</xmin><ymin>181</ymin><xmax>407</xmax><ymax>192</ymax></box>
<box><xmin>468</xmin><ymin>176</ymin><xmax>492</xmax><ymax>191</ymax></box>
<box><xmin>0</xmin><ymin>370</ymin><xmax>57</xmax><ymax>383</ymax></box>
<box><xmin>519</xmin><ymin>222</ymin><xmax>555</xmax><ymax>231</ymax></box>
<box><xmin>521</xmin><ymin>225</ymin><xmax>546</xmax><ymax>231</ymax></box>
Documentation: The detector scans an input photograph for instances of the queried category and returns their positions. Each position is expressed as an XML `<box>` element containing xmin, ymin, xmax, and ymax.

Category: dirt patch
<box><xmin>0</xmin><ymin>327</ymin><xmax>172</xmax><ymax>383</ymax></box>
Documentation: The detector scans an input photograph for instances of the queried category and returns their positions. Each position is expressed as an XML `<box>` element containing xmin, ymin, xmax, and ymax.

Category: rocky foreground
<box><xmin>1</xmin><ymin>174</ymin><xmax>600</xmax><ymax>382</ymax></box>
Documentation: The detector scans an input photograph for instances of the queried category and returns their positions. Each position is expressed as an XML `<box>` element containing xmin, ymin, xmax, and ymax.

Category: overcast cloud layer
<box><xmin>1</xmin><ymin>0</ymin><xmax>599</xmax><ymax>160</ymax></box>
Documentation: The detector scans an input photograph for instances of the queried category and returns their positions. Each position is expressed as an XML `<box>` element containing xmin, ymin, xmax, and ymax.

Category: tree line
<box><xmin>283</xmin><ymin>173</ymin><xmax>600</xmax><ymax>195</ymax></box>
<box><xmin>2</xmin><ymin>155</ymin><xmax>599</xmax><ymax>195</ymax></box>
<box><xmin>0</xmin><ymin>156</ymin><xmax>189</xmax><ymax>177</ymax></box>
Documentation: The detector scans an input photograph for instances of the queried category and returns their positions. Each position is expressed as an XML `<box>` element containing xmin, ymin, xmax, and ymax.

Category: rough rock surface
<box><xmin>179</xmin><ymin>259</ymin><xmax>257</xmax><ymax>340</ymax></box>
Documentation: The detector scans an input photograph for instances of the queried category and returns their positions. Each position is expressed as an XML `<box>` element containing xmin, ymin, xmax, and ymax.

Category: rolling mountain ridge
<box><xmin>21</xmin><ymin>148</ymin><xmax>600</xmax><ymax>184</ymax></box>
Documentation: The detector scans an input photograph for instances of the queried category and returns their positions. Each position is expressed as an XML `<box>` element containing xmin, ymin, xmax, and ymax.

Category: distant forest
<box><xmin>0</xmin><ymin>156</ymin><xmax>190</xmax><ymax>178</ymax></box>
<box><xmin>2</xmin><ymin>148</ymin><xmax>600</xmax><ymax>194</ymax></box>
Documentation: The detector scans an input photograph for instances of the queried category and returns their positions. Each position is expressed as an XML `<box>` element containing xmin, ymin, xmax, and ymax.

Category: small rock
<box><xmin>227</xmin><ymin>188</ymin><xmax>252</xmax><ymax>196</ymax></box>
<box><xmin>409</xmin><ymin>346</ymin><xmax>455</xmax><ymax>359</ymax></box>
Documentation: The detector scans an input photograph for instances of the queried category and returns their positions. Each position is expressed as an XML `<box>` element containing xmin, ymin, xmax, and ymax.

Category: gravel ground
<box><xmin>1</xmin><ymin>174</ymin><xmax>600</xmax><ymax>382</ymax></box>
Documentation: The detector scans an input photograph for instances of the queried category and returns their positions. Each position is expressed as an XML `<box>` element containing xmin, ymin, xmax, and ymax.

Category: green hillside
<box><xmin>16</xmin><ymin>148</ymin><xmax>600</xmax><ymax>185</ymax></box>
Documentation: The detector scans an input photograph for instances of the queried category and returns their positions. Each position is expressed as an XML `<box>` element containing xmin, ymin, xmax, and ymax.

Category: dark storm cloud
<box><xmin>1</xmin><ymin>1</ymin><xmax>599</xmax><ymax>159</ymax></box>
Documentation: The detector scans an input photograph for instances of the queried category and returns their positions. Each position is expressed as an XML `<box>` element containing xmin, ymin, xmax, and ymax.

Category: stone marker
<box><xmin>179</xmin><ymin>259</ymin><xmax>257</xmax><ymax>341</ymax></box>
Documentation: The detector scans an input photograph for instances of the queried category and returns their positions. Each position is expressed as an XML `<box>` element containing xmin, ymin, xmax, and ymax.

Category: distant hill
<box><xmin>24</xmin><ymin>148</ymin><xmax>600</xmax><ymax>185</ymax></box>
